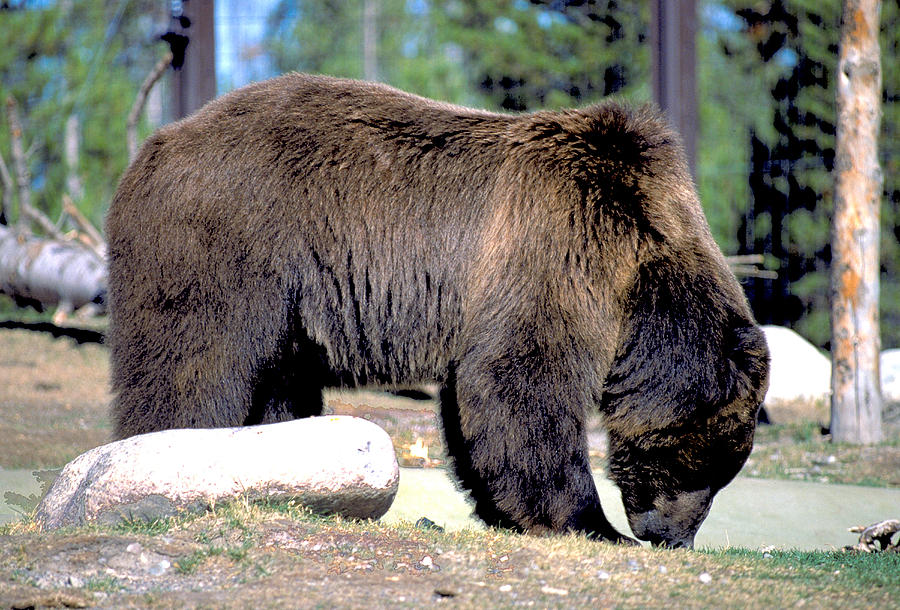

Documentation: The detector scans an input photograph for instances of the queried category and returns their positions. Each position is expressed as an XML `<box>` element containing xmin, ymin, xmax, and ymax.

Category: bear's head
<box><xmin>604</xmin><ymin>372</ymin><xmax>763</xmax><ymax>548</ymax></box>
<box><xmin>600</xmin><ymin>256</ymin><xmax>770</xmax><ymax>548</ymax></box>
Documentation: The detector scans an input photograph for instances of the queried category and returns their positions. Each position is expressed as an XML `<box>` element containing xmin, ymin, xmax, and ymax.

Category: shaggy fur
<box><xmin>106</xmin><ymin>73</ymin><xmax>769</xmax><ymax>546</ymax></box>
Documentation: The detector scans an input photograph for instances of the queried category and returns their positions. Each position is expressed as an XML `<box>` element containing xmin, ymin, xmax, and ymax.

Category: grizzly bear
<box><xmin>106</xmin><ymin>73</ymin><xmax>769</xmax><ymax>548</ymax></box>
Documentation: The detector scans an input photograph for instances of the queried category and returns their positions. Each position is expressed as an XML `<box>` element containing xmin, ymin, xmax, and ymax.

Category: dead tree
<box><xmin>0</xmin><ymin>96</ymin><xmax>106</xmax><ymax>323</ymax></box>
<box><xmin>830</xmin><ymin>0</ymin><xmax>884</xmax><ymax>444</ymax></box>
<box><xmin>1</xmin><ymin>51</ymin><xmax>172</xmax><ymax>324</ymax></box>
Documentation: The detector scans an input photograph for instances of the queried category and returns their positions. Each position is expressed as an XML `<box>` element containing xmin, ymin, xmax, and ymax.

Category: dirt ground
<box><xmin>0</xmin><ymin>330</ymin><xmax>111</xmax><ymax>469</ymax></box>
<box><xmin>1</xmin><ymin>327</ymin><xmax>898</xmax><ymax>608</ymax></box>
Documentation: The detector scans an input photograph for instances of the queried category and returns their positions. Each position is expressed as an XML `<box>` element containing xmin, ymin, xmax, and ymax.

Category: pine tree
<box><xmin>710</xmin><ymin>0</ymin><xmax>899</xmax><ymax>349</ymax></box>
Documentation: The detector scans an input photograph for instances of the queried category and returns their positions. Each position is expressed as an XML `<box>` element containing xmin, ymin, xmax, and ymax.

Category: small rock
<box><xmin>541</xmin><ymin>586</ymin><xmax>568</xmax><ymax>596</ymax></box>
<box><xmin>36</xmin><ymin>416</ymin><xmax>399</xmax><ymax>529</ymax></box>
<box><xmin>699</xmin><ymin>572</ymin><xmax>713</xmax><ymax>584</ymax></box>
<box><xmin>149</xmin><ymin>559</ymin><xmax>170</xmax><ymax>576</ymax></box>
<box><xmin>597</xmin><ymin>570</ymin><xmax>611</xmax><ymax>580</ymax></box>
<box><xmin>66</xmin><ymin>575</ymin><xmax>84</xmax><ymax>588</ymax></box>
<box><xmin>499</xmin><ymin>584</ymin><xmax>512</xmax><ymax>592</ymax></box>
<box><xmin>659</xmin><ymin>565</ymin><xmax>668</xmax><ymax>574</ymax></box>
<box><xmin>420</xmin><ymin>555</ymin><xmax>433</xmax><ymax>568</ymax></box>
<box><xmin>126</xmin><ymin>542</ymin><xmax>142</xmax><ymax>554</ymax></box>
<box><xmin>415</xmin><ymin>516</ymin><xmax>444</xmax><ymax>531</ymax></box>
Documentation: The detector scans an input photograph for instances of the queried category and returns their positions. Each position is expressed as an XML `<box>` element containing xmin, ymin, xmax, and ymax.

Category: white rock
<box><xmin>35</xmin><ymin>416</ymin><xmax>399</xmax><ymax>530</ymax></box>
<box><xmin>762</xmin><ymin>325</ymin><xmax>831</xmax><ymax>405</ymax></box>
<box><xmin>880</xmin><ymin>349</ymin><xmax>900</xmax><ymax>403</ymax></box>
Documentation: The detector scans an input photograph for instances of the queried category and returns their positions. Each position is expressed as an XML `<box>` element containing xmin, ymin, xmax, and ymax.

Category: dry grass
<box><xmin>2</xmin><ymin>498</ymin><xmax>897</xmax><ymax>608</ymax></box>
<box><xmin>0</xmin><ymin>330</ymin><xmax>112</xmax><ymax>468</ymax></box>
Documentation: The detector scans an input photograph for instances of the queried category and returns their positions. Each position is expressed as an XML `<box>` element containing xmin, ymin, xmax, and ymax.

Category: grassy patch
<box><xmin>84</xmin><ymin>575</ymin><xmax>123</xmax><ymax>592</ymax></box>
<box><xmin>0</xmin><ymin>329</ymin><xmax>112</xmax><ymax>469</ymax></box>
<box><xmin>173</xmin><ymin>549</ymin><xmax>209</xmax><ymax>575</ymax></box>
<box><xmin>2</xmin><ymin>496</ymin><xmax>897</xmax><ymax>607</ymax></box>
<box><xmin>707</xmin><ymin>548</ymin><xmax>900</xmax><ymax>589</ymax></box>
<box><xmin>112</xmin><ymin>516</ymin><xmax>175</xmax><ymax>536</ymax></box>
<box><xmin>746</xmin><ymin>422</ymin><xmax>900</xmax><ymax>487</ymax></box>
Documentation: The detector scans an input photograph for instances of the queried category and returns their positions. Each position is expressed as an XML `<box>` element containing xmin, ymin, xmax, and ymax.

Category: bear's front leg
<box><xmin>439</xmin><ymin>359</ymin><xmax>633</xmax><ymax>543</ymax></box>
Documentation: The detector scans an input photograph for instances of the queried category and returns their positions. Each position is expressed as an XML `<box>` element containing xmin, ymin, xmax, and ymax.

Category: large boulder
<box><xmin>36</xmin><ymin>416</ymin><xmax>399</xmax><ymax>530</ymax></box>
<box><xmin>761</xmin><ymin>325</ymin><xmax>831</xmax><ymax>423</ymax></box>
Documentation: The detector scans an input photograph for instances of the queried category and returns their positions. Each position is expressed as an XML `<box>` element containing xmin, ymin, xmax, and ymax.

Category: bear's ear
<box><xmin>599</xmin><ymin>257</ymin><xmax>767</xmax><ymax>436</ymax></box>
<box><xmin>715</xmin><ymin>322</ymin><xmax>770</xmax><ymax>421</ymax></box>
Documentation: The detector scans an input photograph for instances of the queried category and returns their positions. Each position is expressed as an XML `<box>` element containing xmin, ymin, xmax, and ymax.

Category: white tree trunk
<box><xmin>0</xmin><ymin>225</ymin><xmax>106</xmax><ymax>311</ymax></box>
<box><xmin>65</xmin><ymin>115</ymin><xmax>83</xmax><ymax>201</ymax></box>
<box><xmin>363</xmin><ymin>0</ymin><xmax>379</xmax><ymax>82</ymax></box>
<box><xmin>830</xmin><ymin>0</ymin><xmax>883</xmax><ymax>444</ymax></box>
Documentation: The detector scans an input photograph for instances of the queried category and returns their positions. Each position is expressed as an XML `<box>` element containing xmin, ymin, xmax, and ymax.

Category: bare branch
<box><xmin>61</xmin><ymin>194</ymin><xmax>105</xmax><ymax>254</ymax></box>
<box><xmin>7</xmin><ymin>97</ymin><xmax>32</xmax><ymax>226</ymax></box>
<box><xmin>62</xmin><ymin>194</ymin><xmax>106</xmax><ymax>259</ymax></box>
<box><xmin>128</xmin><ymin>52</ymin><xmax>173</xmax><ymax>161</ymax></box>
<box><xmin>725</xmin><ymin>254</ymin><xmax>777</xmax><ymax>279</ymax></box>
<box><xmin>725</xmin><ymin>254</ymin><xmax>765</xmax><ymax>266</ymax></box>
<box><xmin>6</xmin><ymin>96</ymin><xmax>65</xmax><ymax>239</ymax></box>
<box><xmin>64</xmin><ymin>115</ymin><xmax>83</xmax><ymax>200</ymax></box>
<box><xmin>730</xmin><ymin>266</ymin><xmax>779</xmax><ymax>279</ymax></box>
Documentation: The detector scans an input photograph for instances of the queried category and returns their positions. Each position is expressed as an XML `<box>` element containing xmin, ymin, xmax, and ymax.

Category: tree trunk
<box><xmin>0</xmin><ymin>225</ymin><xmax>106</xmax><ymax>312</ymax></box>
<box><xmin>64</xmin><ymin>115</ymin><xmax>83</xmax><ymax>201</ymax></box>
<box><xmin>830</xmin><ymin>0</ymin><xmax>883</xmax><ymax>444</ymax></box>
<box><xmin>363</xmin><ymin>0</ymin><xmax>379</xmax><ymax>81</ymax></box>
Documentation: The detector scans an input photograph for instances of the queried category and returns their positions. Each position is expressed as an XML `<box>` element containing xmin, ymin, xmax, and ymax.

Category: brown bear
<box><xmin>106</xmin><ymin>73</ymin><xmax>769</xmax><ymax>548</ymax></box>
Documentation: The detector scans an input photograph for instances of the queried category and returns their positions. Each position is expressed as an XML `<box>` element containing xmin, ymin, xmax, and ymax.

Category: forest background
<box><xmin>0</xmin><ymin>0</ymin><xmax>897</xmax><ymax>350</ymax></box>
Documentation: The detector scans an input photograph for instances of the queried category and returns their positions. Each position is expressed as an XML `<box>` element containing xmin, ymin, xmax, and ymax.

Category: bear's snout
<box><xmin>626</xmin><ymin>488</ymin><xmax>713</xmax><ymax>549</ymax></box>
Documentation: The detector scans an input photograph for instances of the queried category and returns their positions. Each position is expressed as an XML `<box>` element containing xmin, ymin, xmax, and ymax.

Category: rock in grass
<box><xmin>35</xmin><ymin>416</ymin><xmax>399</xmax><ymax>529</ymax></box>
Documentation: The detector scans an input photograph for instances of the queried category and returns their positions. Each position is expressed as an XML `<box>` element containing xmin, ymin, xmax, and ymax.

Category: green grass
<box><xmin>746</xmin><ymin>422</ymin><xmax>900</xmax><ymax>487</ymax></box>
<box><xmin>705</xmin><ymin>548</ymin><xmax>900</xmax><ymax>589</ymax></box>
<box><xmin>85</xmin><ymin>575</ymin><xmax>123</xmax><ymax>592</ymax></box>
<box><xmin>174</xmin><ymin>549</ymin><xmax>208</xmax><ymax>575</ymax></box>
<box><xmin>113</xmin><ymin>516</ymin><xmax>175</xmax><ymax>536</ymax></box>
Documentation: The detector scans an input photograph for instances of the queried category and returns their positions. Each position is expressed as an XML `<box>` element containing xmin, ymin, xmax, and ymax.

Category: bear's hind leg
<box><xmin>246</xmin><ymin>332</ymin><xmax>331</xmax><ymax>425</ymax></box>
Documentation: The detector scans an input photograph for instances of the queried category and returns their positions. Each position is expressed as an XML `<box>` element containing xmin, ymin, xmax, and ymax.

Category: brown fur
<box><xmin>106</xmin><ymin>73</ymin><xmax>769</xmax><ymax>546</ymax></box>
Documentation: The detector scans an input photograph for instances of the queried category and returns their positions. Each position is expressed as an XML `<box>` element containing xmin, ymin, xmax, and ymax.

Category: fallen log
<box><xmin>0</xmin><ymin>225</ymin><xmax>106</xmax><ymax>312</ymax></box>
